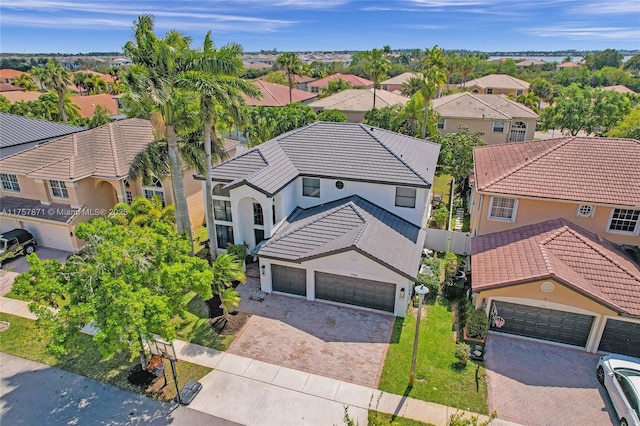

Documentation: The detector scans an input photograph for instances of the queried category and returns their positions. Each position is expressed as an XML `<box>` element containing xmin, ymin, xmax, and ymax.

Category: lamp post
<box><xmin>409</xmin><ymin>284</ymin><xmax>429</xmax><ymax>387</ymax></box>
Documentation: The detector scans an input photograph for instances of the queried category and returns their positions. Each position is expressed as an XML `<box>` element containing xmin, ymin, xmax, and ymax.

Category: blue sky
<box><xmin>1</xmin><ymin>0</ymin><xmax>639</xmax><ymax>54</ymax></box>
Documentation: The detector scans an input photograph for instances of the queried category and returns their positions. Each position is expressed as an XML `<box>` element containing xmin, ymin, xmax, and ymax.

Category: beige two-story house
<box><xmin>0</xmin><ymin>119</ymin><xmax>204</xmax><ymax>252</ymax></box>
<box><xmin>469</xmin><ymin>136</ymin><xmax>640</xmax><ymax>357</ymax></box>
<box><xmin>463</xmin><ymin>74</ymin><xmax>530</xmax><ymax>96</ymax></box>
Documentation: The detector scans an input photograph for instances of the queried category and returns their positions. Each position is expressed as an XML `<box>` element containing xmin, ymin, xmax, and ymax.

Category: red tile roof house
<box><xmin>307</xmin><ymin>73</ymin><xmax>374</xmax><ymax>94</ymax></box>
<box><xmin>244</xmin><ymin>80</ymin><xmax>318</xmax><ymax>107</ymax></box>
<box><xmin>469</xmin><ymin>136</ymin><xmax>640</xmax><ymax>356</ymax></box>
<box><xmin>0</xmin><ymin>119</ymin><xmax>205</xmax><ymax>252</ymax></box>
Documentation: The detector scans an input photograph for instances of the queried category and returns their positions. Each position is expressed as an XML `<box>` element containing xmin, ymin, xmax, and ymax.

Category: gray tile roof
<box><xmin>256</xmin><ymin>195</ymin><xmax>426</xmax><ymax>280</ymax></box>
<box><xmin>0</xmin><ymin>113</ymin><xmax>85</xmax><ymax>148</ymax></box>
<box><xmin>0</xmin><ymin>195</ymin><xmax>79</xmax><ymax>223</ymax></box>
<box><xmin>211</xmin><ymin>122</ymin><xmax>441</xmax><ymax>196</ymax></box>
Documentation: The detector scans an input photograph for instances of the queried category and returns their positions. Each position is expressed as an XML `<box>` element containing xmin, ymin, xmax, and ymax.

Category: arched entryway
<box><xmin>236</xmin><ymin>196</ymin><xmax>265</xmax><ymax>249</ymax></box>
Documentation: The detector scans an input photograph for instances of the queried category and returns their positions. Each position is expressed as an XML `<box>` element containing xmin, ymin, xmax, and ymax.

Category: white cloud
<box><xmin>574</xmin><ymin>1</ymin><xmax>640</xmax><ymax>14</ymax></box>
<box><xmin>524</xmin><ymin>24</ymin><xmax>640</xmax><ymax>40</ymax></box>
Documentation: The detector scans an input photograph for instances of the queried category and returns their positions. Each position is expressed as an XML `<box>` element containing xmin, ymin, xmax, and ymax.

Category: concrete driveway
<box><xmin>1</xmin><ymin>246</ymin><xmax>71</xmax><ymax>273</ymax></box>
<box><xmin>486</xmin><ymin>334</ymin><xmax>617</xmax><ymax>426</ymax></box>
<box><xmin>231</xmin><ymin>270</ymin><xmax>395</xmax><ymax>388</ymax></box>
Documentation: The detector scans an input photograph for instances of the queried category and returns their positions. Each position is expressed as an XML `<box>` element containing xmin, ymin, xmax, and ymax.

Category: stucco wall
<box><xmin>470</xmin><ymin>191</ymin><xmax>640</xmax><ymax>245</ymax></box>
<box><xmin>467</xmin><ymin>85</ymin><xmax>529</xmax><ymax>96</ymax></box>
<box><xmin>437</xmin><ymin>118</ymin><xmax>537</xmax><ymax>145</ymax></box>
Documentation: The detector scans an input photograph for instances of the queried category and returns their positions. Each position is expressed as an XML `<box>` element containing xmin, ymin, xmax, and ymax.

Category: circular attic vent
<box><xmin>540</xmin><ymin>281</ymin><xmax>555</xmax><ymax>293</ymax></box>
<box><xmin>335</xmin><ymin>181</ymin><xmax>344</xmax><ymax>189</ymax></box>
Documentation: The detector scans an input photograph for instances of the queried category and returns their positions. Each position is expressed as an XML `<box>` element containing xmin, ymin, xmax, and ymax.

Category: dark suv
<box><xmin>0</xmin><ymin>229</ymin><xmax>37</xmax><ymax>268</ymax></box>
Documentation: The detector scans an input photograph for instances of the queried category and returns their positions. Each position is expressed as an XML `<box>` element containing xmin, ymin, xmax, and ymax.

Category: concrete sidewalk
<box><xmin>1</xmin><ymin>296</ymin><xmax>520</xmax><ymax>426</ymax></box>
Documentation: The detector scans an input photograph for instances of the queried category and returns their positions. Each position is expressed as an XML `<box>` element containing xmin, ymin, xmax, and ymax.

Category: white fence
<box><xmin>424</xmin><ymin>228</ymin><xmax>471</xmax><ymax>255</ymax></box>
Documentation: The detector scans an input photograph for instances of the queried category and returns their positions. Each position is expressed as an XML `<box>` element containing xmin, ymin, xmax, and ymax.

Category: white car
<box><xmin>597</xmin><ymin>354</ymin><xmax>640</xmax><ymax>426</ymax></box>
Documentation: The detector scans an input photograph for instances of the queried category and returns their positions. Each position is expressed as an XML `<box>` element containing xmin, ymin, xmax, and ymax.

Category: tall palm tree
<box><xmin>33</xmin><ymin>60</ymin><xmax>73</xmax><ymax>121</ymax></box>
<box><xmin>11</xmin><ymin>74</ymin><xmax>38</xmax><ymax>91</ymax></box>
<box><xmin>364</xmin><ymin>48</ymin><xmax>392</xmax><ymax>109</ymax></box>
<box><xmin>401</xmin><ymin>75</ymin><xmax>424</xmax><ymax>97</ymax></box>
<box><xmin>276</xmin><ymin>52</ymin><xmax>303</xmax><ymax>104</ymax></box>
<box><xmin>123</xmin><ymin>15</ymin><xmax>197</xmax><ymax>242</ymax></box>
<box><xmin>178</xmin><ymin>32</ymin><xmax>260</xmax><ymax>260</ymax></box>
<box><xmin>420</xmin><ymin>46</ymin><xmax>447</xmax><ymax>139</ymax></box>
<box><xmin>460</xmin><ymin>55</ymin><xmax>477</xmax><ymax>88</ymax></box>
<box><xmin>444</xmin><ymin>52</ymin><xmax>459</xmax><ymax>92</ymax></box>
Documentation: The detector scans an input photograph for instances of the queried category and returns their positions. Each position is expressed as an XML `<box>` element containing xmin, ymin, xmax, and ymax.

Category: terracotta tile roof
<box><xmin>308</xmin><ymin>73</ymin><xmax>373</xmax><ymax>88</ymax></box>
<box><xmin>71</xmin><ymin>94</ymin><xmax>118</xmax><ymax>118</ymax></box>
<box><xmin>1</xmin><ymin>91</ymin><xmax>42</xmax><ymax>103</ymax></box>
<box><xmin>472</xmin><ymin>219</ymin><xmax>640</xmax><ymax>316</ymax></box>
<box><xmin>432</xmin><ymin>93</ymin><xmax>538</xmax><ymax>120</ymax></box>
<box><xmin>308</xmin><ymin>88</ymin><xmax>408</xmax><ymax>112</ymax></box>
<box><xmin>474</xmin><ymin>137</ymin><xmax>640</xmax><ymax>206</ymax></box>
<box><xmin>258</xmin><ymin>71</ymin><xmax>315</xmax><ymax>84</ymax></box>
<box><xmin>602</xmin><ymin>85</ymin><xmax>636</xmax><ymax>94</ymax></box>
<box><xmin>463</xmin><ymin>74</ymin><xmax>530</xmax><ymax>90</ymax></box>
<box><xmin>244</xmin><ymin>80</ymin><xmax>317</xmax><ymax>106</ymax></box>
<box><xmin>0</xmin><ymin>69</ymin><xmax>30</xmax><ymax>81</ymax></box>
<box><xmin>0</xmin><ymin>82</ymin><xmax>25</xmax><ymax>92</ymax></box>
<box><xmin>0</xmin><ymin>118</ymin><xmax>154</xmax><ymax>180</ymax></box>
<box><xmin>76</xmin><ymin>70</ymin><xmax>115</xmax><ymax>83</ymax></box>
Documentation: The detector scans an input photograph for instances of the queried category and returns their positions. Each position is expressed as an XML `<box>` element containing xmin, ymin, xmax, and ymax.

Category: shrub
<box><xmin>458</xmin><ymin>298</ymin><xmax>471</xmax><ymax>328</ymax></box>
<box><xmin>226</xmin><ymin>243</ymin><xmax>248</xmax><ymax>264</ymax></box>
<box><xmin>466</xmin><ymin>308</ymin><xmax>489</xmax><ymax>339</ymax></box>
<box><xmin>448</xmin><ymin>411</ymin><xmax>497</xmax><ymax>426</ymax></box>
<box><xmin>432</xmin><ymin>204</ymin><xmax>449</xmax><ymax>229</ymax></box>
<box><xmin>416</xmin><ymin>271</ymin><xmax>440</xmax><ymax>301</ymax></box>
<box><xmin>443</xmin><ymin>251</ymin><xmax>458</xmax><ymax>278</ymax></box>
<box><xmin>454</xmin><ymin>342</ymin><xmax>470</xmax><ymax>365</ymax></box>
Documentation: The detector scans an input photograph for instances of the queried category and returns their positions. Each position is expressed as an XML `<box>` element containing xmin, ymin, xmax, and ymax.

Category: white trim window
<box><xmin>607</xmin><ymin>208</ymin><xmax>640</xmax><ymax>234</ymax></box>
<box><xmin>124</xmin><ymin>179</ymin><xmax>133</xmax><ymax>204</ymax></box>
<box><xmin>0</xmin><ymin>173</ymin><xmax>20</xmax><ymax>192</ymax></box>
<box><xmin>213</xmin><ymin>199</ymin><xmax>232</xmax><ymax>221</ymax></box>
<box><xmin>508</xmin><ymin>121</ymin><xmax>527</xmax><ymax>142</ymax></box>
<box><xmin>492</xmin><ymin>121</ymin><xmax>505</xmax><ymax>133</ymax></box>
<box><xmin>488</xmin><ymin>197</ymin><xmax>518</xmax><ymax>221</ymax></box>
<box><xmin>302</xmin><ymin>177</ymin><xmax>320</xmax><ymax>198</ymax></box>
<box><xmin>486</xmin><ymin>88</ymin><xmax>494</xmax><ymax>94</ymax></box>
<box><xmin>437</xmin><ymin>118</ymin><xmax>446</xmax><ymax>130</ymax></box>
<box><xmin>143</xmin><ymin>177</ymin><xmax>165</xmax><ymax>206</ymax></box>
<box><xmin>49</xmin><ymin>180</ymin><xmax>68</xmax><ymax>198</ymax></box>
<box><xmin>576</xmin><ymin>204</ymin><xmax>595</xmax><ymax>218</ymax></box>
<box><xmin>395</xmin><ymin>187</ymin><xmax>417</xmax><ymax>208</ymax></box>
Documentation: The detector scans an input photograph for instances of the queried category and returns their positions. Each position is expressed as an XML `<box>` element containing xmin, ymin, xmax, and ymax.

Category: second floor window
<box><xmin>508</xmin><ymin>121</ymin><xmax>527</xmax><ymax>142</ymax></box>
<box><xmin>608</xmin><ymin>209</ymin><xmax>640</xmax><ymax>234</ymax></box>
<box><xmin>253</xmin><ymin>203</ymin><xmax>264</xmax><ymax>225</ymax></box>
<box><xmin>303</xmin><ymin>177</ymin><xmax>320</xmax><ymax>198</ymax></box>
<box><xmin>0</xmin><ymin>174</ymin><xmax>20</xmax><ymax>192</ymax></box>
<box><xmin>437</xmin><ymin>118</ymin><xmax>445</xmax><ymax>130</ymax></box>
<box><xmin>395</xmin><ymin>187</ymin><xmax>417</xmax><ymax>208</ymax></box>
<box><xmin>492</xmin><ymin>121</ymin><xmax>505</xmax><ymax>133</ymax></box>
<box><xmin>143</xmin><ymin>177</ymin><xmax>165</xmax><ymax>206</ymax></box>
<box><xmin>214</xmin><ymin>199</ymin><xmax>232</xmax><ymax>222</ymax></box>
<box><xmin>49</xmin><ymin>180</ymin><xmax>68</xmax><ymax>198</ymax></box>
<box><xmin>489</xmin><ymin>197</ymin><xmax>517</xmax><ymax>221</ymax></box>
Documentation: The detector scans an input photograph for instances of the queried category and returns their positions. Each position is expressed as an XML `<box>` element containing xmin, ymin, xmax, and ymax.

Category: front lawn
<box><xmin>378</xmin><ymin>301</ymin><xmax>488</xmax><ymax>414</ymax></box>
<box><xmin>369</xmin><ymin>411</ymin><xmax>434</xmax><ymax>426</ymax></box>
<box><xmin>0</xmin><ymin>313</ymin><xmax>212</xmax><ymax>402</ymax></box>
<box><xmin>432</xmin><ymin>173</ymin><xmax>453</xmax><ymax>207</ymax></box>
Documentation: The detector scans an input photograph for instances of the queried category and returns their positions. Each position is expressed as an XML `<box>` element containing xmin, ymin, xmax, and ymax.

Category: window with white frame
<box><xmin>508</xmin><ymin>121</ymin><xmax>527</xmax><ymax>142</ymax></box>
<box><xmin>143</xmin><ymin>177</ymin><xmax>165</xmax><ymax>206</ymax></box>
<box><xmin>302</xmin><ymin>177</ymin><xmax>320</xmax><ymax>197</ymax></box>
<box><xmin>124</xmin><ymin>180</ymin><xmax>133</xmax><ymax>204</ymax></box>
<box><xmin>212</xmin><ymin>183</ymin><xmax>230</xmax><ymax>197</ymax></box>
<box><xmin>492</xmin><ymin>121</ymin><xmax>505</xmax><ymax>133</ymax></box>
<box><xmin>489</xmin><ymin>197</ymin><xmax>518</xmax><ymax>221</ymax></box>
<box><xmin>576</xmin><ymin>204</ymin><xmax>594</xmax><ymax>218</ymax></box>
<box><xmin>0</xmin><ymin>173</ymin><xmax>20</xmax><ymax>192</ymax></box>
<box><xmin>216</xmin><ymin>224</ymin><xmax>234</xmax><ymax>249</ymax></box>
<box><xmin>395</xmin><ymin>187</ymin><xmax>417</xmax><ymax>208</ymax></box>
<box><xmin>608</xmin><ymin>208</ymin><xmax>640</xmax><ymax>234</ymax></box>
<box><xmin>253</xmin><ymin>203</ymin><xmax>264</xmax><ymax>225</ymax></box>
<box><xmin>49</xmin><ymin>180</ymin><xmax>68</xmax><ymax>198</ymax></box>
<box><xmin>437</xmin><ymin>118</ymin><xmax>445</xmax><ymax>130</ymax></box>
<box><xmin>213</xmin><ymin>199</ymin><xmax>232</xmax><ymax>221</ymax></box>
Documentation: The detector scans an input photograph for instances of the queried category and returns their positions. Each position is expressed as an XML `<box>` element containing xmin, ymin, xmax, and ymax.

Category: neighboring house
<box><xmin>307</xmin><ymin>73</ymin><xmax>374</xmax><ymax>93</ymax></box>
<box><xmin>308</xmin><ymin>88</ymin><xmax>409</xmax><ymax>123</ymax></box>
<box><xmin>244</xmin><ymin>80</ymin><xmax>318</xmax><ymax>106</ymax></box>
<box><xmin>463</xmin><ymin>74</ymin><xmax>530</xmax><ymax>96</ymax></box>
<box><xmin>432</xmin><ymin>93</ymin><xmax>539</xmax><ymax>144</ymax></box>
<box><xmin>0</xmin><ymin>119</ymin><xmax>204</xmax><ymax>251</ymax></box>
<box><xmin>556</xmin><ymin>61</ymin><xmax>581</xmax><ymax>71</ymax></box>
<box><xmin>602</xmin><ymin>85</ymin><xmax>637</xmax><ymax>94</ymax></box>
<box><xmin>0</xmin><ymin>113</ymin><xmax>85</xmax><ymax>158</ymax></box>
<box><xmin>0</xmin><ymin>69</ymin><xmax>29</xmax><ymax>84</ymax></box>
<box><xmin>1</xmin><ymin>91</ymin><xmax>41</xmax><ymax>103</ymax></box>
<box><xmin>469</xmin><ymin>137</ymin><xmax>640</xmax><ymax>356</ymax></box>
<box><xmin>1</xmin><ymin>92</ymin><xmax>118</xmax><ymax>118</ymax></box>
<box><xmin>243</xmin><ymin>61</ymin><xmax>272</xmax><ymax>70</ymax></box>
<box><xmin>380</xmin><ymin>72</ymin><xmax>418</xmax><ymax>93</ymax></box>
<box><xmin>259</xmin><ymin>72</ymin><xmax>316</xmax><ymax>91</ymax></box>
<box><xmin>515</xmin><ymin>59</ymin><xmax>547</xmax><ymax>68</ymax></box>
<box><xmin>0</xmin><ymin>82</ymin><xmax>25</xmax><ymax>92</ymax></box>
<box><xmin>205</xmin><ymin>122</ymin><xmax>441</xmax><ymax>317</ymax></box>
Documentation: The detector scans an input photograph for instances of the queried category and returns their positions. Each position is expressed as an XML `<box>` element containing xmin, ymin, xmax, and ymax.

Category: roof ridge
<box><xmin>496</xmin><ymin>94</ymin><xmax>538</xmax><ymax>116</ymax></box>
<box><xmin>467</xmin><ymin>93</ymin><xmax>512</xmax><ymax>119</ymax></box>
<box><xmin>69</xmin><ymin>132</ymin><xmax>79</xmax><ymax>178</ymax></box>
<box><xmin>482</xmin><ymin>137</ymin><xmax>575</xmax><ymax>189</ymax></box>
<box><xmin>258</xmin><ymin>80</ymin><xmax>282</xmax><ymax>106</ymax></box>
<box><xmin>108</xmin><ymin>122</ymin><xmax>121</xmax><ymax>176</ymax></box>
<box><xmin>360</xmin><ymin>124</ymin><xmax>432</xmax><ymax>187</ymax></box>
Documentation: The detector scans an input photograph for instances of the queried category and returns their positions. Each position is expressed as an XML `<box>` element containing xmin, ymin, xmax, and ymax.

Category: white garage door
<box><xmin>0</xmin><ymin>218</ymin><xmax>20</xmax><ymax>233</ymax></box>
<box><xmin>21</xmin><ymin>222</ymin><xmax>74</xmax><ymax>251</ymax></box>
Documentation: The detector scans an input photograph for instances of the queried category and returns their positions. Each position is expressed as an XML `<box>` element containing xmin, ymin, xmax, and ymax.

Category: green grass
<box><xmin>369</xmin><ymin>411</ymin><xmax>435</xmax><ymax>426</ymax></box>
<box><xmin>0</xmin><ymin>312</ymin><xmax>212</xmax><ymax>401</ymax></box>
<box><xmin>378</xmin><ymin>301</ymin><xmax>488</xmax><ymax>414</ymax></box>
<box><xmin>432</xmin><ymin>173</ymin><xmax>453</xmax><ymax>207</ymax></box>
<box><xmin>172</xmin><ymin>292</ymin><xmax>236</xmax><ymax>351</ymax></box>
<box><xmin>193</xmin><ymin>225</ymin><xmax>209</xmax><ymax>254</ymax></box>
<box><xmin>3</xmin><ymin>289</ymin><xmax>30</xmax><ymax>301</ymax></box>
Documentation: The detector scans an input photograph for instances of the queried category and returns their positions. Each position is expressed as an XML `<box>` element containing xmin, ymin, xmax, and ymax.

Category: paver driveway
<box><xmin>486</xmin><ymin>334</ymin><xmax>617</xmax><ymax>426</ymax></box>
<box><xmin>229</xmin><ymin>269</ymin><xmax>394</xmax><ymax>388</ymax></box>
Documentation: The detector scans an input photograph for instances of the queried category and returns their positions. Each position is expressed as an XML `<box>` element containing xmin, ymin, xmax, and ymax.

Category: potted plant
<box><xmin>455</xmin><ymin>342</ymin><xmax>470</xmax><ymax>366</ymax></box>
<box><xmin>464</xmin><ymin>308</ymin><xmax>489</xmax><ymax>343</ymax></box>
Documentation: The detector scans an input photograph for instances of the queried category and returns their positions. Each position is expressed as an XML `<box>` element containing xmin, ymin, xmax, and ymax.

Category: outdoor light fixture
<box><xmin>481</xmin><ymin>298</ymin><xmax>487</xmax><ymax>309</ymax></box>
<box><xmin>400</xmin><ymin>288</ymin><xmax>405</xmax><ymax>300</ymax></box>
<box><xmin>261</xmin><ymin>265</ymin><xmax>266</xmax><ymax>276</ymax></box>
<box><xmin>409</xmin><ymin>284</ymin><xmax>429</xmax><ymax>387</ymax></box>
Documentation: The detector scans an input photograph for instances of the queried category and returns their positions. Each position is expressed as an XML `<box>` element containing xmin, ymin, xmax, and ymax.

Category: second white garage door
<box><xmin>21</xmin><ymin>222</ymin><xmax>74</xmax><ymax>252</ymax></box>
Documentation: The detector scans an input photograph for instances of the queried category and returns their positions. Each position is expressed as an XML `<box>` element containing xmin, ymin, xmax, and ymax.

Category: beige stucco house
<box><xmin>0</xmin><ymin>119</ymin><xmax>204</xmax><ymax>252</ymax></box>
<box><xmin>380</xmin><ymin>72</ymin><xmax>418</xmax><ymax>93</ymax></box>
<box><xmin>463</xmin><ymin>74</ymin><xmax>530</xmax><ymax>96</ymax></box>
<box><xmin>308</xmin><ymin>88</ymin><xmax>409</xmax><ymax>123</ymax></box>
<box><xmin>469</xmin><ymin>136</ymin><xmax>640</xmax><ymax>356</ymax></box>
<box><xmin>432</xmin><ymin>93</ymin><xmax>539</xmax><ymax>144</ymax></box>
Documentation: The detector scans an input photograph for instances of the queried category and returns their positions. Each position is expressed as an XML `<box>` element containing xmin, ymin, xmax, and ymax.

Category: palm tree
<box><xmin>401</xmin><ymin>75</ymin><xmax>424</xmax><ymax>97</ymax></box>
<box><xmin>73</xmin><ymin>72</ymin><xmax>88</xmax><ymax>96</ymax></box>
<box><xmin>460</xmin><ymin>55</ymin><xmax>477</xmax><ymax>88</ymax></box>
<box><xmin>364</xmin><ymin>48</ymin><xmax>392</xmax><ymax>109</ymax></box>
<box><xmin>33</xmin><ymin>60</ymin><xmax>73</xmax><ymax>121</ymax></box>
<box><xmin>123</xmin><ymin>15</ymin><xmax>198</xmax><ymax>243</ymax></box>
<box><xmin>211</xmin><ymin>253</ymin><xmax>246</xmax><ymax>319</ymax></box>
<box><xmin>276</xmin><ymin>52</ymin><xmax>303</xmax><ymax>104</ymax></box>
<box><xmin>420</xmin><ymin>46</ymin><xmax>447</xmax><ymax>139</ymax></box>
<box><xmin>444</xmin><ymin>52</ymin><xmax>459</xmax><ymax>92</ymax></box>
<box><xmin>178</xmin><ymin>32</ymin><xmax>260</xmax><ymax>261</ymax></box>
<box><xmin>110</xmin><ymin>195</ymin><xmax>175</xmax><ymax>227</ymax></box>
<box><xmin>11</xmin><ymin>74</ymin><xmax>38</xmax><ymax>91</ymax></box>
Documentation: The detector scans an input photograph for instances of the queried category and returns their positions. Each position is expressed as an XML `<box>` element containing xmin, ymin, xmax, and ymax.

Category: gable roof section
<box><xmin>463</xmin><ymin>74</ymin><xmax>530</xmax><ymax>90</ymax></box>
<box><xmin>72</xmin><ymin>93</ymin><xmax>118</xmax><ymax>118</ymax></box>
<box><xmin>0</xmin><ymin>118</ymin><xmax>154</xmax><ymax>180</ymax></box>
<box><xmin>244</xmin><ymin>80</ymin><xmax>317</xmax><ymax>106</ymax></box>
<box><xmin>381</xmin><ymin>72</ymin><xmax>418</xmax><ymax>85</ymax></box>
<box><xmin>308</xmin><ymin>88</ymin><xmax>408</xmax><ymax>112</ymax></box>
<box><xmin>432</xmin><ymin>93</ymin><xmax>538</xmax><ymax>120</ymax></box>
<box><xmin>0</xmin><ymin>69</ymin><xmax>30</xmax><ymax>80</ymax></box>
<box><xmin>472</xmin><ymin>219</ymin><xmax>640</xmax><ymax>316</ymax></box>
<box><xmin>0</xmin><ymin>113</ymin><xmax>85</xmax><ymax>148</ymax></box>
<box><xmin>308</xmin><ymin>73</ymin><xmax>374</xmax><ymax>88</ymax></box>
<box><xmin>602</xmin><ymin>85</ymin><xmax>636</xmax><ymax>94</ymax></box>
<box><xmin>0</xmin><ymin>82</ymin><xmax>25</xmax><ymax>92</ymax></box>
<box><xmin>257</xmin><ymin>195</ymin><xmax>425</xmax><ymax>280</ymax></box>
<box><xmin>474</xmin><ymin>137</ymin><xmax>640</xmax><ymax>206</ymax></box>
<box><xmin>210</xmin><ymin>122</ymin><xmax>440</xmax><ymax>196</ymax></box>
